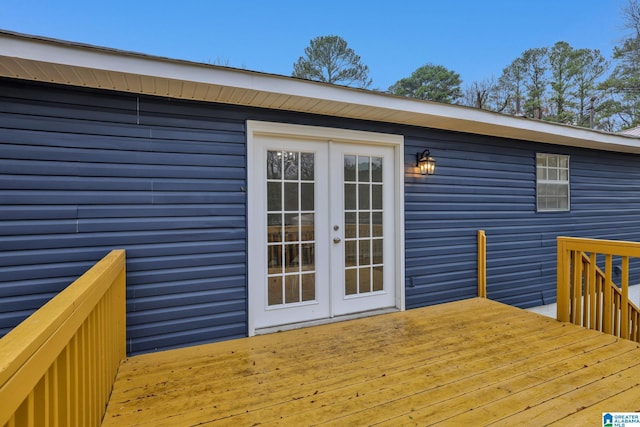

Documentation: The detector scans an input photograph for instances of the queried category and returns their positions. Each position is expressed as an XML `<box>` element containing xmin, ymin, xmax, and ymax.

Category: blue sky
<box><xmin>1</xmin><ymin>1</ymin><xmax>630</xmax><ymax>90</ymax></box>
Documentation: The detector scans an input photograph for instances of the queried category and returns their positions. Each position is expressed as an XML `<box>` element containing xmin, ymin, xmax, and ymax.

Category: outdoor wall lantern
<box><xmin>416</xmin><ymin>149</ymin><xmax>436</xmax><ymax>175</ymax></box>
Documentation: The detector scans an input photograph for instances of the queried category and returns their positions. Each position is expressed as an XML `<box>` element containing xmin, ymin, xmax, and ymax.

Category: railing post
<box><xmin>621</xmin><ymin>256</ymin><xmax>629</xmax><ymax>340</ymax></box>
<box><xmin>557</xmin><ymin>237</ymin><xmax>570</xmax><ymax>322</ymax></box>
<box><xmin>603</xmin><ymin>254</ymin><xmax>613</xmax><ymax>334</ymax></box>
<box><xmin>477</xmin><ymin>230</ymin><xmax>487</xmax><ymax>298</ymax></box>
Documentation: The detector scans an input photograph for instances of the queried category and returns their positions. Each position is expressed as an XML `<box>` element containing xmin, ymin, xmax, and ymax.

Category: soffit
<box><xmin>1</xmin><ymin>30</ymin><xmax>640</xmax><ymax>154</ymax></box>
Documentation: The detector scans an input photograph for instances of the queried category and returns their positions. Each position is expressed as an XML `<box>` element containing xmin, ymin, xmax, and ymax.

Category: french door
<box><xmin>247</xmin><ymin>122</ymin><xmax>403</xmax><ymax>335</ymax></box>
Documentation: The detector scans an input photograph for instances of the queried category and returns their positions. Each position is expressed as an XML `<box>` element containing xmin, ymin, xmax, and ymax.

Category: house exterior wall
<box><xmin>2</xmin><ymin>78</ymin><xmax>640</xmax><ymax>354</ymax></box>
<box><xmin>0</xmin><ymin>79</ymin><xmax>249</xmax><ymax>354</ymax></box>
<box><xmin>404</xmin><ymin>128</ymin><xmax>640</xmax><ymax>309</ymax></box>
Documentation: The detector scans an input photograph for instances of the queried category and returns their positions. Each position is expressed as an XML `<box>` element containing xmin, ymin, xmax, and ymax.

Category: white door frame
<box><xmin>246</xmin><ymin>120</ymin><xmax>405</xmax><ymax>336</ymax></box>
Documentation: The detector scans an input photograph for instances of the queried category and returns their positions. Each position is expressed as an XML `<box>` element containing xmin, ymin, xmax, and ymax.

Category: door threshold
<box><xmin>254</xmin><ymin>307</ymin><xmax>401</xmax><ymax>336</ymax></box>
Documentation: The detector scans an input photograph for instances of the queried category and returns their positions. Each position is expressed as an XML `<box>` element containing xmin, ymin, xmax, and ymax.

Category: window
<box><xmin>536</xmin><ymin>153</ymin><xmax>569</xmax><ymax>212</ymax></box>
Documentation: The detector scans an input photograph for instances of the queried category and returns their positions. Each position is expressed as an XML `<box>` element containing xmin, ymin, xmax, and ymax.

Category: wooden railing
<box><xmin>557</xmin><ymin>237</ymin><xmax>640</xmax><ymax>342</ymax></box>
<box><xmin>0</xmin><ymin>250</ymin><xmax>126</xmax><ymax>427</ymax></box>
<box><xmin>478</xmin><ymin>230</ymin><xmax>487</xmax><ymax>298</ymax></box>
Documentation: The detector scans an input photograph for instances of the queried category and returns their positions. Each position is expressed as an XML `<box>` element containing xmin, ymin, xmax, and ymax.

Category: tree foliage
<box><xmin>548</xmin><ymin>41</ymin><xmax>577</xmax><ymax>123</ymax></box>
<box><xmin>292</xmin><ymin>35</ymin><xmax>372</xmax><ymax>88</ymax></box>
<box><xmin>600</xmin><ymin>0</ymin><xmax>640</xmax><ymax>129</ymax></box>
<box><xmin>521</xmin><ymin>47</ymin><xmax>549</xmax><ymax>119</ymax></box>
<box><xmin>388</xmin><ymin>64</ymin><xmax>462</xmax><ymax>103</ymax></box>
<box><xmin>573</xmin><ymin>48</ymin><xmax>608</xmax><ymax>127</ymax></box>
<box><xmin>498</xmin><ymin>57</ymin><xmax>527</xmax><ymax>115</ymax></box>
<box><xmin>462</xmin><ymin>42</ymin><xmax>608</xmax><ymax>129</ymax></box>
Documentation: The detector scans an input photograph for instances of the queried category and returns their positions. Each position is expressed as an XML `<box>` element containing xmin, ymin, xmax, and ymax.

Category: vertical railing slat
<box><xmin>51</xmin><ymin>360</ymin><xmax>58</xmax><ymax>427</ymax></box>
<box><xmin>588</xmin><ymin>252</ymin><xmax>597</xmax><ymax>330</ymax></box>
<box><xmin>27</xmin><ymin>391</ymin><xmax>34</xmax><ymax>427</ymax></box>
<box><xmin>78</xmin><ymin>323</ymin><xmax>86</xmax><ymax>427</ymax></box>
<box><xmin>571</xmin><ymin>250</ymin><xmax>582</xmax><ymax>324</ymax></box>
<box><xmin>603</xmin><ymin>255</ymin><xmax>613</xmax><ymax>334</ymax></box>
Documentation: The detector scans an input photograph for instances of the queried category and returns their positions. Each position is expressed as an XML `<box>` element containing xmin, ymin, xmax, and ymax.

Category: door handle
<box><xmin>333</xmin><ymin>237</ymin><xmax>341</xmax><ymax>244</ymax></box>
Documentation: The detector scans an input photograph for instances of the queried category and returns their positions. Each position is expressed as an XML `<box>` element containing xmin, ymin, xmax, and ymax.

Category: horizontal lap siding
<box><xmin>0</xmin><ymin>80</ymin><xmax>247</xmax><ymax>354</ymax></box>
<box><xmin>3</xmin><ymin>78</ymin><xmax>640</xmax><ymax>354</ymax></box>
<box><xmin>405</xmin><ymin>130</ymin><xmax>640</xmax><ymax>309</ymax></box>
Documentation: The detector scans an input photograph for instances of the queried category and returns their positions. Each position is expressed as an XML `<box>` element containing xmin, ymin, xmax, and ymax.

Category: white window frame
<box><xmin>536</xmin><ymin>153</ymin><xmax>570</xmax><ymax>212</ymax></box>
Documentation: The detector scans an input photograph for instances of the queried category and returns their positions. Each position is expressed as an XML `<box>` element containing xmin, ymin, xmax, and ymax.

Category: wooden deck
<box><xmin>102</xmin><ymin>298</ymin><xmax>640</xmax><ymax>426</ymax></box>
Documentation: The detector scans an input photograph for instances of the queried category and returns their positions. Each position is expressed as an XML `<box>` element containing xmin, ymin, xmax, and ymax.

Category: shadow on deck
<box><xmin>102</xmin><ymin>298</ymin><xmax>640</xmax><ymax>426</ymax></box>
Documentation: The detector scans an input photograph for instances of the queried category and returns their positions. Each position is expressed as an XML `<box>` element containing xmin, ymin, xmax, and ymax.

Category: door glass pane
<box><xmin>344</xmin><ymin>155</ymin><xmax>384</xmax><ymax>297</ymax></box>
<box><xmin>284</xmin><ymin>243</ymin><xmax>299</xmax><ymax>272</ymax></box>
<box><xmin>300</xmin><ymin>153</ymin><xmax>314</xmax><ymax>181</ymax></box>
<box><xmin>284</xmin><ymin>152</ymin><xmax>298</xmax><ymax>180</ymax></box>
<box><xmin>345</xmin><ymin>240</ymin><xmax>357</xmax><ymax>267</ymax></box>
<box><xmin>268</xmin><ymin>245</ymin><xmax>282</xmax><ymax>275</ymax></box>
<box><xmin>301</xmin><ymin>214</ymin><xmax>314</xmax><ymax>241</ymax></box>
<box><xmin>371</xmin><ymin>157</ymin><xmax>382</xmax><ymax>182</ymax></box>
<box><xmin>301</xmin><ymin>243</ymin><xmax>314</xmax><ymax>271</ymax></box>
<box><xmin>358</xmin><ymin>157</ymin><xmax>370</xmax><ymax>182</ymax></box>
<box><xmin>301</xmin><ymin>183</ymin><xmax>314</xmax><ymax>210</ymax></box>
<box><xmin>301</xmin><ymin>273</ymin><xmax>315</xmax><ymax>301</ymax></box>
<box><xmin>345</xmin><ymin>212</ymin><xmax>357</xmax><ymax>239</ymax></box>
<box><xmin>267</xmin><ymin>182</ymin><xmax>281</xmax><ymax>211</ymax></box>
<box><xmin>285</xmin><ymin>275</ymin><xmax>300</xmax><ymax>304</ymax></box>
<box><xmin>284</xmin><ymin>182</ymin><xmax>299</xmax><ymax>211</ymax></box>
<box><xmin>267</xmin><ymin>150</ymin><xmax>316</xmax><ymax>306</ymax></box>
<box><xmin>268</xmin><ymin>214</ymin><xmax>282</xmax><ymax>243</ymax></box>
<box><xmin>284</xmin><ymin>214</ymin><xmax>299</xmax><ymax>242</ymax></box>
<box><xmin>344</xmin><ymin>155</ymin><xmax>356</xmax><ymax>181</ymax></box>
<box><xmin>359</xmin><ymin>267</ymin><xmax>371</xmax><ymax>293</ymax></box>
<box><xmin>359</xmin><ymin>240</ymin><xmax>370</xmax><ymax>265</ymax></box>
<box><xmin>345</xmin><ymin>269</ymin><xmax>357</xmax><ymax>295</ymax></box>
<box><xmin>373</xmin><ymin>266</ymin><xmax>383</xmax><ymax>291</ymax></box>
<box><xmin>372</xmin><ymin>239</ymin><xmax>383</xmax><ymax>264</ymax></box>
<box><xmin>372</xmin><ymin>212</ymin><xmax>383</xmax><ymax>237</ymax></box>
<box><xmin>344</xmin><ymin>184</ymin><xmax>356</xmax><ymax>210</ymax></box>
<box><xmin>372</xmin><ymin>184</ymin><xmax>382</xmax><ymax>210</ymax></box>
<box><xmin>359</xmin><ymin>212</ymin><xmax>370</xmax><ymax>237</ymax></box>
<box><xmin>268</xmin><ymin>276</ymin><xmax>283</xmax><ymax>305</ymax></box>
<box><xmin>358</xmin><ymin>184</ymin><xmax>370</xmax><ymax>209</ymax></box>
<box><xmin>267</xmin><ymin>151</ymin><xmax>282</xmax><ymax>179</ymax></box>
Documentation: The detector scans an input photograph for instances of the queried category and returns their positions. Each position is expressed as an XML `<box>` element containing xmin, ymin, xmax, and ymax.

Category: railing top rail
<box><xmin>558</xmin><ymin>236</ymin><xmax>640</xmax><ymax>257</ymax></box>
<box><xmin>0</xmin><ymin>249</ymin><xmax>125</xmax><ymax>388</ymax></box>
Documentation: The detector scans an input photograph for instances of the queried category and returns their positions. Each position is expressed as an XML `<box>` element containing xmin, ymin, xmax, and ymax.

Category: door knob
<box><xmin>333</xmin><ymin>237</ymin><xmax>341</xmax><ymax>244</ymax></box>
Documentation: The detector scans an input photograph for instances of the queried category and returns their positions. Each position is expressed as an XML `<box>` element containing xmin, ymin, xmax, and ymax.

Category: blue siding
<box><xmin>0</xmin><ymin>80</ymin><xmax>247</xmax><ymax>354</ymax></box>
<box><xmin>3</xmin><ymin>78</ymin><xmax>640</xmax><ymax>354</ymax></box>
<box><xmin>404</xmin><ymin>130</ymin><xmax>640</xmax><ymax>309</ymax></box>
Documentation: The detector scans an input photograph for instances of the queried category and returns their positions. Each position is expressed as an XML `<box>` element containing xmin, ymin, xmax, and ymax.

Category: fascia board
<box><xmin>2</xmin><ymin>31</ymin><xmax>640</xmax><ymax>154</ymax></box>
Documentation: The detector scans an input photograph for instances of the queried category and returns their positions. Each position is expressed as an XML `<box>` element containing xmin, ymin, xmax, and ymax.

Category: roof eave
<box><xmin>1</xmin><ymin>30</ymin><xmax>639</xmax><ymax>154</ymax></box>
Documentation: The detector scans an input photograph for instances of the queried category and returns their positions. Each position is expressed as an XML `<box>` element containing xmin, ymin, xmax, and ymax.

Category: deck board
<box><xmin>102</xmin><ymin>298</ymin><xmax>640</xmax><ymax>426</ymax></box>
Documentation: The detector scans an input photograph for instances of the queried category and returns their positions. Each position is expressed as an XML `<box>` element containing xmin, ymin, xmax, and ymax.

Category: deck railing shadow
<box><xmin>557</xmin><ymin>237</ymin><xmax>640</xmax><ymax>343</ymax></box>
<box><xmin>0</xmin><ymin>250</ymin><xmax>126</xmax><ymax>427</ymax></box>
